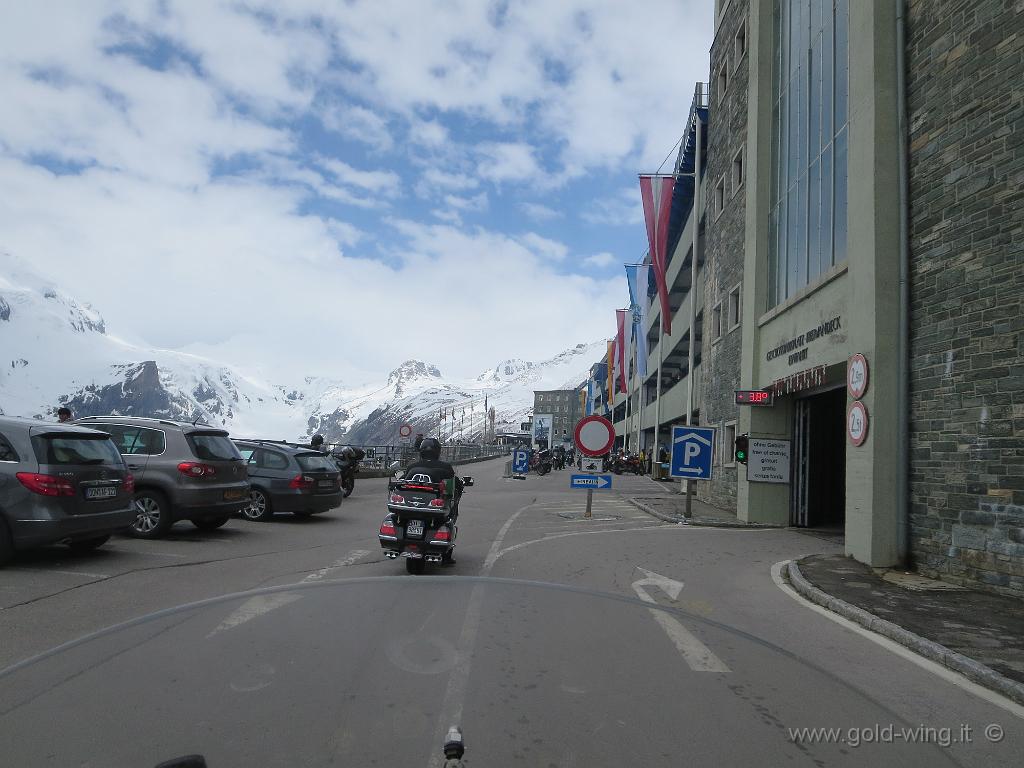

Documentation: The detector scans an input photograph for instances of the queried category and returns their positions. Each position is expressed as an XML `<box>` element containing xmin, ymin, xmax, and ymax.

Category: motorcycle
<box><xmin>331</xmin><ymin>446</ymin><xmax>365</xmax><ymax>497</ymax></box>
<box><xmin>379</xmin><ymin>471</ymin><xmax>474</xmax><ymax>574</ymax></box>
<box><xmin>530</xmin><ymin>450</ymin><xmax>552</xmax><ymax>476</ymax></box>
<box><xmin>611</xmin><ymin>452</ymin><xmax>644</xmax><ymax>475</ymax></box>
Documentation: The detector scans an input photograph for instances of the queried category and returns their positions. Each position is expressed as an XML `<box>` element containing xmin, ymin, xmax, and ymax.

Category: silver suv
<box><xmin>0</xmin><ymin>416</ymin><xmax>137</xmax><ymax>565</ymax></box>
<box><xmin>74</xmin><ymin>416</ymin><xmax>249</xmax><ymax>538</ymax></box>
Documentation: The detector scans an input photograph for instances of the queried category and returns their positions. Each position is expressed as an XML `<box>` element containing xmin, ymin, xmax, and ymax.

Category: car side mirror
<box><xmin>462</xmin><ymin>476</ymin><xmax>474</xmax><ymax>487</ymax></box>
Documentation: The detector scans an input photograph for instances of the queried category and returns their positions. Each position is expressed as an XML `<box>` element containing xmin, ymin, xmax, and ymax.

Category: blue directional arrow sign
<box><xmin>570</xmin><ymin>474</ymin><xmax>612</xmax><ymax>490</ymax></box>
<box><xmin>670</xmin><ymin>426</ymin><xmax>716</xmax><ymax>480</ymax></box>
<box><xmin>512</xmin><ymin>449</ymin><xmax>530</xmax><ymax>474</ymax></box>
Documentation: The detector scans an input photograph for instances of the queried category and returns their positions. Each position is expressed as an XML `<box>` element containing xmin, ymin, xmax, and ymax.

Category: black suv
<box><xmin>74</xmin><ymin>416</ymin><xmax>250</xmax><ymax>538</ymax></box>
<box><xmin>233</xmin><ymin>440</ymin><xmax>342</xmax><ymax>521</ymax></box>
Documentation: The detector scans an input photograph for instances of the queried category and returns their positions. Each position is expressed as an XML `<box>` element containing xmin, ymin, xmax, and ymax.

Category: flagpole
<box><xmin>683</xmin><ymin>111</ymin><xmax>703</xmax><ymax>515</ymax></box>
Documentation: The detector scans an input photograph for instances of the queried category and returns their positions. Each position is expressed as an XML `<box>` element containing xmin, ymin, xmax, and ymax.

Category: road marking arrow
<box><xmin>631</xmin><ymin>567</ymin><xmax>730</xmax><ymax>673</ymax></box>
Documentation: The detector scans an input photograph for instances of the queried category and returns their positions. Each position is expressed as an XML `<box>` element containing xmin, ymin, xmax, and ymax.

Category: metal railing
<box><xmin>323</xmin><ymin>442</ymin><xmax>508</xmax><ymax>469</ymax></box>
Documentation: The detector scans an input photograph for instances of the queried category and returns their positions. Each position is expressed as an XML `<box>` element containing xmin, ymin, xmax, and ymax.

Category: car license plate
<box><xmin>224</xmin><ymin>489</ymin><xmax>247</xmax><ymax>501</ymax></box>
<box><xmin>318</xmin><ymin>479</ymin><xmax>334</xmax><ymax>488</ymax></box>
<box><xmin>406</xmin><ymin>520</ymin><xmax>424</xmax><ymax>537</ymax></box>
<box><xmin>85</xmin><ymin>486</ymin><xmax>117</xmax><ymax>500</ymax></box>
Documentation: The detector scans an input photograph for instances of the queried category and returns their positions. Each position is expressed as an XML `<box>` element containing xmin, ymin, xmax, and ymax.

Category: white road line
<box><xmin>301</xmin><ymin>549</ymin><xmax>372</xmax><ymax>583</ymax></box>
<box><xmin>771</xmin><ymin>560</ymin><xmax>1024</xmax><ymax>720</ymax></box>
<box><xmin>208</xmin><ymin>549</ymin><xmax>371</xmax><ymax>637</ymax></box>
<box><xmin>428</xmin><ymin>502</ymin><xmax>530</xmax><ymax>768</ymax></box>
<box><xmin>7</xmin><ymin>568</ymin><xmax>111</xmax><ymax>578</ymax></box>
<box><xmin>632</xmin><ymin>571</ymin><xmax>730</xmax><ymax>673</ymax></box>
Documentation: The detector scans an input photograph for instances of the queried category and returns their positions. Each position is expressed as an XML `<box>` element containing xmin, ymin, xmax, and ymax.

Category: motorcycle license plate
<box><xmin>85</xmin><ymin>486</ymin><xmax>117</xmax><ymax>500</ymax></box>
<box><xmin>406</xmin><ymin>520</ymin><xmax>424</xmax><ymax>537</ymax></box>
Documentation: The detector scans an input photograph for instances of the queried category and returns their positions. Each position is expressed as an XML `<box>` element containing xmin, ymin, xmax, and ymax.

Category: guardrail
<box><xmin>324</xmin><ymin>443</ymin><xmax>510</xmax><ymax>469</ymax></box>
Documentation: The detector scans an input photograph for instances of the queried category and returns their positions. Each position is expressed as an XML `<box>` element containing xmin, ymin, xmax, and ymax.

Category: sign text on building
<box><xmin>769</xmin><ymin>365</ymin><xmax>827</xmax><ymax>397</ymax></box>
<box><xmin>765</xmin><ymin>316</ymin><xmax>842</xmax><ymax>366</ymax></box>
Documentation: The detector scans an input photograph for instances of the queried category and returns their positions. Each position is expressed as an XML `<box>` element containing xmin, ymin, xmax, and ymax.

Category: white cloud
<box><xmin>520</xmin><ymin>201</ymin><xmax>562</xmax><ymax>221</ymax></box>
<box><xmin>319</xmin><ymin>103</ymin><xmax>394</xmax><ymax>152</ymax></box>
<box><xmin>581</xmin><ymin>187</ymin><xmax>644</xmax><ymax>227</ymax></box>
<box><xmin>518</xmin><ymin>232</ymin><xmax>569</xmax><ymax>262</ymax></box>
<box><xmin>409</xmin><ymin>118</ymin><xmax>449</xmax><ymax>147</ymax></box>
<box><xmin>417</xmin><ymin>168</ymin><xmax>479</xmax><ymax>197</ymax></box>
<box><xmin>476</xmin><ymin>142</ymin><xmax>542</xmax><ymax>184</ymax></box>
<box><xmin>444</xmin><ymin>192</ymin><xmax>488</xmax><ymax>212</ymax></box>
<box><xmin>317</xmin><ymin>157</ymin><xmax>401</xmax><ymax>195</ymax></box>
<box><xmin>584</xmin><ymin>252</ymin><xmax>615</xmax><ymax>268</ymax></box>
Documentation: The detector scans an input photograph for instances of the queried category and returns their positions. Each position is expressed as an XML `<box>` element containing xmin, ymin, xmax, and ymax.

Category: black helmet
<box><xmin>310</xmin><ymin>434</ymin><xmax>324</xmax><ymax>448</ymax></box>
<box><xmin>340</xmin><ymin>445</ymin><xmax>355</xmax><ymax>459</ymax></box>
<box><xmin>419</xmin><ymin>437</ymin><xmax>442</xmax><ymax>461</ymax></box>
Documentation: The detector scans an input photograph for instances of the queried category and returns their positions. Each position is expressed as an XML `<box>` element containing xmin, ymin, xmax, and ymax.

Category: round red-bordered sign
<box><xmin>847</xmin><ymin>353</ymin><xmax>869</xmax><ymax>400</ymax></box>
<box><xmin>399</xmin><ymin>424</ymin><xmax>412</xmax><ymax>438</ymax></box>
<box><xmin>847</xmin><ymin>401</ymin><xmax>869</xmax><ymax>446</ymax></box>
<box><xmin>574</xmin><ymin>415</ymin><xmax>616</xmax><ymax>456</ymax></box>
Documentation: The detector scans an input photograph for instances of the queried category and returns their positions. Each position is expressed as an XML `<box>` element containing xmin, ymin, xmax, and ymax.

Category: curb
<box><xmin>786</xmin><ymin>559</ymin><xmax>1024</xmax><ymax>707</ymax></box>
<box><xmin>626</xmin><ymin>497</ymin><xmax>779</xmax><ymax>529</ymax></box>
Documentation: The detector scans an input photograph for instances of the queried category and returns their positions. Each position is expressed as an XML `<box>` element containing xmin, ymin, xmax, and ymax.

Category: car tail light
<box><xmin>289</xmin><ymin>474</ymin><xmax>315</xmax><ymax>490</ymax></box>
<box><xmin>432</xmin><ymin>527</ymin><xmax>451</xmax><ymax>542</ymax></box>
<box><xmin>124</xmin><ymin>474</ymin><xmax>136</xmax><ymax>494</ymax></box>
<box><xmin>389</xmin><ymin>493</ymin><xmax>405</xmax><ymax>504</ymax></box>
<box><xmin>428</xmin><ymin>498</ymin><xmax>445</xmax><ymax>508</ymax></box>
<box><xmin>177</xmin><ymin>462</ymin><xmax>216</xmax><ymax>477</ymax></box>
<box><xmin>16</xmin><ymin>472</ymin><xmax>75</xmax><ymax>497</ymax></box>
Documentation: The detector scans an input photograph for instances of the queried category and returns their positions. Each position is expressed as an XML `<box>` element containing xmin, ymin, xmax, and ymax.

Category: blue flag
<box><xmin>624</xmin><ymin>264</ymin><xmax>649</xmax><ymax>377</ymax></box>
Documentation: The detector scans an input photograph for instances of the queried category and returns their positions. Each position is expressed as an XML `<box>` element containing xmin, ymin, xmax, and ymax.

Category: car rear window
<box><xmin>32</xmin><ymin>435</ymin><xmax>124</xmax><ymax>466</ymax></box>
<box><xmin>186</xmin><ymin>433</ymin><xmax>241</xmax><ymax>461</ymax></box>
<box><xmin>296</xmin><ymin>453</ymin><xmax>337</xmax><ymax>472</ymax></box>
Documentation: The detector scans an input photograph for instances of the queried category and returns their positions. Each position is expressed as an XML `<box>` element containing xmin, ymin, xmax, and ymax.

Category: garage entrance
<box><xmin>792</xmin><ymin>386</ymin><xmax>846</xmax><ymax>530</ymax></box>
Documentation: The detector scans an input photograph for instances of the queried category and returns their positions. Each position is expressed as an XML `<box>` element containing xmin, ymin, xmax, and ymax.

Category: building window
<box><xmin>731</xmin><ymin>146</ymin><xmax>745</xmax><ymax>196</ymax></box>
<box><xmin>713</xmin><ymin>175</ymin><xmax>726</xmax><ymax>219</ymax></box>
<box><xmin>712</xmin><ymin>302</ymin><xmax>723</xmax><ymax>342</ymax></box>
<box><xmin>716</xmin><ymin>66</ymin><xmax>728</xmax><ymax>105</ymax></box>
<box><xmin>728</xmin><ymin>284</ymin><xmax>741</xmax><ymax>330</ymax></box>
<box><xmin>734</xmin><ymin>19</ymin><xmax>747</xmax><ymax>64</ymax></box>
<box><xmin>724</xmin><ymin>421</ymin><xmax>737</xmax><ymax>466</ymax></box>
<box><xmin>768</xmin><ymin>0</ymin><xmax>850</xmax><ymax>308</ymax></box>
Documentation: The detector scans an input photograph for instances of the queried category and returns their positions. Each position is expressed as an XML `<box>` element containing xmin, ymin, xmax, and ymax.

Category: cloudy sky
<box><xmin>1</xmin><ymin>0</ymin><xmax>712</xmax><ymax>383</ymax></box>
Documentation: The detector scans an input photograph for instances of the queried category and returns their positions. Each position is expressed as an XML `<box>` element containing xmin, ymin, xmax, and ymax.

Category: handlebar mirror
<box><xmin>461</xmin><ymin>476</ymin><xmax>474</xmax><ymax>487</ymax></box>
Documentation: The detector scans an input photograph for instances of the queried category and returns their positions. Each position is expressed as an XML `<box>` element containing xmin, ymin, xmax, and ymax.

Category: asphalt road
<box><xmin>1</xmin><ymin>457</ymin><xmax>1022</xmax><ymax>767</ymax></box>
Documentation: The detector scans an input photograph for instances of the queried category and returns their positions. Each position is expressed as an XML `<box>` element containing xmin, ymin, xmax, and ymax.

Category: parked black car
<box><xmin>0</xmin><ymin>416</ymin><xmax>138</xmax><ymax>565</ymax></box>
<box><xmin>74</xmin><ymin>416</ymin><xmax>250</xmax><ymax>538</ymax></box>
<box><xmin>233</xmin><ymin>440</ymin><xmax>342</xmax><ymax>521</ymax></box>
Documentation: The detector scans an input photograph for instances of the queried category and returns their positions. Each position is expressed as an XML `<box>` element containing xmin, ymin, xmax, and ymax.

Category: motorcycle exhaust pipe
<box><xmin>384</xmin><ymin>551</ymin><xmax>398</xmax><ymax>559</ymax></box>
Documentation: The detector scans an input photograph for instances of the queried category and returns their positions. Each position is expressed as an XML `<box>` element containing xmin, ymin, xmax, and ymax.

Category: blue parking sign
<box><xmin>670</xmin><ymin>426</ymin><xmax>716</xmax><ymax>480</ymax></box>
<box><xmin>512</xmin><ymin>449</ymin><xmax>530</xmax><ymax>474</ymax></box>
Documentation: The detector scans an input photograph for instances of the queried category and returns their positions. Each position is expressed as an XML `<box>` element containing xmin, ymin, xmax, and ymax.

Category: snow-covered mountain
<box><xmin>0</xmin><ymin>254</ymin><xmax>605</xmax><ymax>444</ymax></box>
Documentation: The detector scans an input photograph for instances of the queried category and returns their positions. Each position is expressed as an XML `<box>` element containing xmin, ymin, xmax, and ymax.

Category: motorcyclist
<box><xmin>404</xmin><ymin>437</ymin><xmax>464</xmax><ymax>537</ymax></box>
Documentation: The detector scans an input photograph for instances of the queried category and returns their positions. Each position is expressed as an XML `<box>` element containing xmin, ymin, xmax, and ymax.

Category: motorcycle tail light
<box><xmin>379</xmin><ymin>518</ymin><xmax>397</xmax><ymax>536</ymax></box>
<box><xmin>389</xmin><ymin>493</ymin><xmax>405</xmax><ymax>504</ymax></box>
<box><xmin>432</xmin><ymin>527</ymin><xmax>451</xmax><ymax>542</ymax></box>
<box><xmin>428</xmin><ymin>498</ymin><xmax>445</xmax><ymax>508</ymax></box>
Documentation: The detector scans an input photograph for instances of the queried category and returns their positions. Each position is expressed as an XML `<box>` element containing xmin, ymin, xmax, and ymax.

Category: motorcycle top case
<box><xmin>387</xmin><ymin>479</ymin><xmax>451</xmax><ymax>524</ymax></box>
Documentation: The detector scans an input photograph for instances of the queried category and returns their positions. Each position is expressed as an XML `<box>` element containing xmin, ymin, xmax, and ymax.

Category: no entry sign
<box><xmin>574</xmin><ymin>415</ymin><xmax>615</xmax><ymax>457</ymax></box>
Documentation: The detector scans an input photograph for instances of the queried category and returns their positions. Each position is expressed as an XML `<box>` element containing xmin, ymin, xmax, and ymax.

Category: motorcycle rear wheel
<box><xmin>406</xmin><ymin>558</ymin><xmax>426</xmax><ymax>575</ymax></box>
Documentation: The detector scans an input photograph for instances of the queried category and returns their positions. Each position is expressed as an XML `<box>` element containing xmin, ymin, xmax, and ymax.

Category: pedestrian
<box><xmin>57</xmin><ymin>407</ymin><xmax>72</xmax><ymax>423</ymax></box>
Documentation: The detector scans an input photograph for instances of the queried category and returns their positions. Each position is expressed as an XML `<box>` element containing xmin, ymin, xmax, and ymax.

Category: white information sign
<box><xmin>746</xmin><ymin>438</ymin><xmax>792</xmax><ymax>484</ymax></box>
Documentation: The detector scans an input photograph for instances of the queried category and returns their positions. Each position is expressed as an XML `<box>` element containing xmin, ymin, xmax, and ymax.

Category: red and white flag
<box><xmin>615</xmin><ymin>309</ymin><xmax>628</xmax><ymax>393</ymax></box>
<box><xmin>639</xmin><ymin>174</ymin><xmax>675</xmax><ymax>334</ymax></box>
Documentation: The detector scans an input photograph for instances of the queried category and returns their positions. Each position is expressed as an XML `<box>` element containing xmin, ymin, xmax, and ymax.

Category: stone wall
<box><xmin>699</xmin><ymin>0</ymin><xmax>749</xmax><ymax>511</ymax></box>
<box><xmin>906</xmin><ymin>0</ymin><xmax>1024</xmax><ymax>595</ymax></box>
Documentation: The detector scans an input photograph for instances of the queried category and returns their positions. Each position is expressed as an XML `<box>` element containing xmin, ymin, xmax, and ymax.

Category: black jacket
<box><xmin>405</xmin><ymin>458</ymin><xmax>463</xmax><ymax>494</ymax></box>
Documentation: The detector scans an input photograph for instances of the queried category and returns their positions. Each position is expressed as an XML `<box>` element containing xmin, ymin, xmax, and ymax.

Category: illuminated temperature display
<box><xmin>735</xmin><ymin>390</ymin><xmax>774</xmax><ymax>406</ymax></box>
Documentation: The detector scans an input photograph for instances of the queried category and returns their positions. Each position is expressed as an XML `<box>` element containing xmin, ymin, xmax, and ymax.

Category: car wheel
<box><xmin>0</xmin><ymin>521</ymin><xmax>13</xmax><ymax>566</ymax></box>
<box><xmin>67</xmin><ymin>534</ymin><xmax>111</xmax><ymax>552</ymax></box>
<box><xmin>129</xmin><ymin>490</ymin><xmax>173</xmax><ymax>538</ymax></box>
<box><xmin>192</xmin><ymin>516</ymin><xmax>230</xmax><ymax>530</ymax></box>
<box><xmin>406</xmin><ymin>557</ymin><xmax>426</xmax><ymax>575</ymax></box>
<box><xmin>242</xmin><ymin>489</ymin><xmax>273</xmax><ymax>522</ymax></box>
